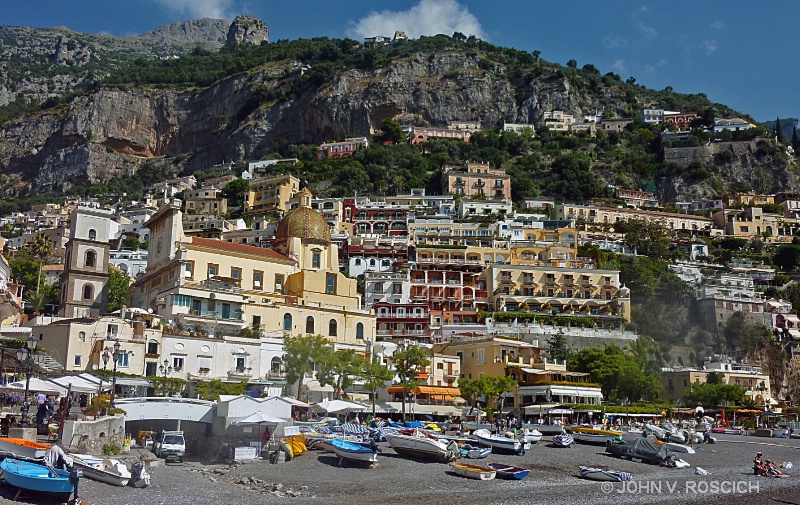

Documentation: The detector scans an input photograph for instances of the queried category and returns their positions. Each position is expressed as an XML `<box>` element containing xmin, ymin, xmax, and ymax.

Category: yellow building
<box><xmin>437</xmin><ymin>336</ymin><xmax>540</xmax><ymax>380</ymax></box>
<box><xmin>726</xmin><ymin>194</ymin><xmax>775</xmax><ymax>207</ymax></box>
<box><xmin>441</xmin><ymin>162</ymin><xmax>511</xmax><ymax>200</ymax></box>
<box><xmin>486</xmin><ymin>264</ymin><xmax>632</xmax><ymax>325</ymax></box>
<box><xmin>712</xmin><ymin>207</ymin><xmax>797</xmax><ymax>242</ymax></box>
<box><xmin>660</xmin><ymin>360</ymin><xmax>773</xmax><ymax>405</ymax></box>
<box><xmin>243</xmin><ymin>174</ymin><xmax>301</xmax><ymax>217</ymax></box>
<box><xmin>132</xmin><ymin>192</ymin><xmax>375</xmax><ymax>353</ymax></box>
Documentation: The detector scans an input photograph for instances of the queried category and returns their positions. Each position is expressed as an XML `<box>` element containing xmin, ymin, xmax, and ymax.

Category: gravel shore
<box><xmin>0</xmin><ymin>433</ymin><xmax>797</xmax><ymax>505</ymax></box>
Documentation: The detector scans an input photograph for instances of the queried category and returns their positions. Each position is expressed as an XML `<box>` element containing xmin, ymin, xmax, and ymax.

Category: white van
<box><xmin>153</xmin><ymin>430</ymin><xmax>185</xmax><ymax>462</ymax></box>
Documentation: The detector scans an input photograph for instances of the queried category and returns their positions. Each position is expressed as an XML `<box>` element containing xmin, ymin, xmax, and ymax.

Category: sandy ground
<box><xmin>0</xmin><ymin>432</ymin><xmax>798</xmax><ymax>505</ymax></box>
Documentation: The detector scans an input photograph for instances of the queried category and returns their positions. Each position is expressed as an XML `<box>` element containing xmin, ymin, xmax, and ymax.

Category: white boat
<box><xmin>0</xmin><ymin>438</ymin><xmax>50</xmax><ymax>459</ymax></box>
<box><xmin>660</xmin><ymin>442</ymin><xmax>695</xmax><ymax>454</ymax></box>
<box><xmin>578</xmin><ymin>465</ymin><xmax>633</xmax><ymax>482</ymax></box>
<box><xmin>570</xmin><ymin>427</ymin><xmax>622</xmax><ymax>445</ymax></box>
<box><xmin>70</xmin><ymin>454</ymin><xmax>131</xmax><ymax>487</ymax></box>
<box><xmin>331</xmin><ymin>438</ymin><xmax>378</xmax><ymax>466</ymax></box>
<box><xmin>386</xmin><ymin>431</ymin><xmax>460</xmax><ymax>462</ymax></box>
<box><xmin>523</xmin><ymin>428</ymin><xmax>542</xmax><ymax>444</ymax></box>
<box><xmin>472</xmin><ymin>429</ymin><xmax>529</xmax><ymax>455</ymax></box>
<box><xmin>450</xmin><ymin>461</ymin><xmax>496</xmax><ymax>480</ymax></box>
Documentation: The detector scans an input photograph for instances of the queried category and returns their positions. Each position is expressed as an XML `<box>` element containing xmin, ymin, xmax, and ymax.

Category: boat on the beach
<box><xmin>578</xmin><ymin>465</ymin><xmax>633</xmax><ymax>482</ymax></box>
<box><xmin>523</xmin><ymin>423</ymin><xmax>564</xmax><ymax>436</ymax></box>
<box><xmin>653</xmin><ymin>440</ymin><xmax>696</xmax><ymax>454</ymax></box>
<box><xmin>459</xmin><ymin>443</ymin><xmax>492</xmax><ymax>459</ymax></box>
<box><xmin>70</xmin><ymin>455</ymin><xmax>131</xmax><ymax>487</ymax></box>
<box><xmin>711</xmin><ymin>427</ymin><xmax>742</xmax><ymax>435</ymax></box>
<box><xmin>331</xmin><ymin>438</ymin><xmax>378</xmax><ymax>466</ymax></box>
<box><xmin>449</xmin><ymin>461</ymin><xmax>496</xmax><ymax>480</ymax></box>
<box><xmin>570</xmin><ymin>427</ymin><xmax>622</xmax><ymax>445</ymax></box>
<box><xmin>0</xmin><ymin>438</ymin><xmax>50</xmax><ymax>459</ymax></box>
<box><xmin>385</xmin><ymin>431</ymin><xmax>460</xmax><ymax>462</ymax></box>
<box><xmin>522</xmin><ymin>428</ymin><xmax>542</xmax><ymax>444</ymax></box>
<box><xmin>0</xmin><ymin>458</ymin><xmax>76</xmax><ymax>501</ymax></box>
<box><xmin>487</xmin><ymin>462</ymin><xmax>529</xmax><ymax>480</ymax></box>
<box><xmin>605</xmin><ymin>437</ymin><xmax>689</xmax><ymax>467</ymax></box>
<box><xmin>552</xmin><ymin>433</ymin><xmax>574</xmax><ymax>447</ymax></box>
<box><xmin>472</xmin><ymin>429</ymin><xmax>529</xmax><ymax>455</ymax></box>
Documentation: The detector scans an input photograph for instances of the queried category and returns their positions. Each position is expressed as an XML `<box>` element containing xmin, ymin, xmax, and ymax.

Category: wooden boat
<box><xmin>487</xmin><ymin>462</ymin><xmax>529</xmax><ymax>480</ymax></box>
<box><xmin>0</xmin><ymin>458</ymin><xmax>75</xmax><ymax>501</ymax></box>
<box><xmin>70</xmin><ymin>455</ymin><xmax>131</xmax><ymax>487</ymax></box>
<box><xmin>450</xmin><ymin>461</ymin><xmax>496</xmax><ymax>480</ymax></box>
<box><xmin>0</xmin><ymin>438</ymin><xmax>50</xmax><ymax>459</ymax></box>
<box><xmin>331</xmin><ymin>438</ymin><xmax>378</xmax><ymax>466</ymax></box>
<box><xmin>570</xmin><ymin>427</ymin><xmax>623</xmax><ymax>445</ymax></box>
<box><xmin>472</xmin><ymin>429</ymin><xmax>529</xmax><ymax>455</ymax></box>
<box><xmin>385</xmin><ymin>431</ymin><xmax>460</xmax><ymax>462</ymax></box>
<box><xmin>578</xmin><ymin>465</ymin><xmax>633</xmax><ymax>482</ymax></box>
<box><xmin>552</xmin><ymin>433</ymin><xmax>573</xmax><ymax>447</ymax></box>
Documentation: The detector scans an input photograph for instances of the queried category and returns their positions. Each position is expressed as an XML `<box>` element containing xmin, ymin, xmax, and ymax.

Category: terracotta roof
<box><xmin>190</xmin><ymin>237</ymin><xmax>292</xmax><ymax>262</ymax></box>
<box><xmin>42</xmin><ymin>264</ymin><xmax>64</xmax><ymax>272</ymax></box>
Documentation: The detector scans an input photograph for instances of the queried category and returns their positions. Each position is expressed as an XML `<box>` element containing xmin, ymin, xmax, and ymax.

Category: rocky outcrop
<box><xmin>225</xmin><ymin>16</ymin><xmax>269</xmax><ymax>46</ymax></box>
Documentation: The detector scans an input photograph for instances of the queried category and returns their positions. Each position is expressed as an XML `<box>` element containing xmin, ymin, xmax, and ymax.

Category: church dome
<box><xmin>275</xmin><ymin>189</ymin><xmax>330</xmax><ymax>244</ymax></box>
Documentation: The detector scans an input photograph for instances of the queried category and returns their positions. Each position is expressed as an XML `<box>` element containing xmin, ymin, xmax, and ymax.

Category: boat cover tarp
<box><xmin>608</xmin><ymin>437</ymin><xmax>676</xmax><ymax>464</ymax></box>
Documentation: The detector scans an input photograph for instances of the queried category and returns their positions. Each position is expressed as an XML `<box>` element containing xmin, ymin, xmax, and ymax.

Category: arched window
<box><xmin>85</xmin><ymin>250</ymin><xmax>96</xmax><ymax>268</ymax></box>
<box><xmin>328</xmin><ymin>319</ymin><xmax>337</xmax><ymax>337</ymax></box>
<box><xmin>82</xmin><ymin>284</ymin><xmax>93</xmax><ymax>300</ymax></box>
<box><xmin>306</xmin><ymin>316</ymin><xmax>314</xmax><ymax>334</ymax></box>
<box><xmin>356</xmin><ymin>323</ymin><xmax>364</xmax><ymax>340</ymax></box>
<box><xmin>88</xmin><ymin>229</ymin><xmax>97</xmax><ymax>240</ymax></box>
<box><xmin>283</xmin><ymin>313</ymin><xmax>292</xmax><ymax>331</ymax></box>
<box><xmin>270</xmin><ymin>356</ymin><xmax>282</xmax><ymax>375</ymax></box>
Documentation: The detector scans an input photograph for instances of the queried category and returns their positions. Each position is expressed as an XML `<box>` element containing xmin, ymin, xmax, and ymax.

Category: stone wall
<box><xmin>63</xmin><ymin>415</ymin><xmax>125</xmax><ymax>454</ymax></box>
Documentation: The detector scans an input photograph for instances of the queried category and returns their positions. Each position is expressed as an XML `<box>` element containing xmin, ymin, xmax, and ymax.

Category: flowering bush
<box><xmin>0</xmin><ymin>393</ymin><xmax>24</xmax><ymax>406</ymax></box>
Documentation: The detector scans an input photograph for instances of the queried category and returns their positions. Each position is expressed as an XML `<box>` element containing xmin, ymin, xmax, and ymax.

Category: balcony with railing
<box><xmin>228</xmin><ymin>368</ymin><xmax>253</xmax><ymax>378</ymax></box>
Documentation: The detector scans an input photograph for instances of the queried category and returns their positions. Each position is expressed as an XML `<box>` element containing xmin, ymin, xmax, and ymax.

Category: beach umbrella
<box><xmin>3</xmin><ymin>378</ymin><xmax>66</xmax><ymax>395</ymax></box>
<box><xmin>232</xmin><ymin>412</ymin><xmax>287</xmax><ymax>425</ymax></box>
<box><xmin>313</xmin><ymin>399</ymin><xmax>366</xmax><ymax>414</ymax></box>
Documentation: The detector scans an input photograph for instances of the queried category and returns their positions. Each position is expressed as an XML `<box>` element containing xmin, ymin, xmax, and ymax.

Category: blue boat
<box><xmin>487</xmin><ymin>462</ymin><xmax>530</xmax><ymax>480</ymax></box>
<box><xmin>331</xmin><ymin>438</ymin><xmax>378</xmax><ymax>466</ymax></box>
<box><xmin>0</xmin><ymin>458</ymin><xmax>75</xmax><ymax>501</ymax></box>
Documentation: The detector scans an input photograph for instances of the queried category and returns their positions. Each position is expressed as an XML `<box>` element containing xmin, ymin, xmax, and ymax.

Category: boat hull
<box><xmin>0</xmin><ymin>438</ymin><xmax>50</xmax><ymax>459</ymax></box>
<box><xmin>472</xmin><ymin>429</ymin><xmax>526</xmax><ymax>455</ymax></box>
<box><xmin>331</xmin><ymin>439</ymin><xmax>377</xmax><ymax>466</ymax></box>
<box><xmin>552</xmin><ymin>433</ymin><xmax>573</xmax><ymax>447</ymax></box>
<box><xmin>71</xmin><ymin>458</ymin><xmax>130</xmax><ymax>487</ymax></box>
<box><xmin>487</xmin><ymin>462</ymin><xmax>529</xmax><ymax>480</ymax></box>
<box><xmin>0</xmin><ymin>458</ymin><xmax>74</xmax><ymax>500</ymax></box>
<box><xmin>386</xmin><ymin>434</ymin><xmax>459</xmax><ymax>462</ymax></box>
<box><xmin>574</xmin><ymin>433</ymin><xmax>620</xmax><ymax>445</ymax></box>
<box><xmin>450</xmin><ymin>462</ymin><xmax>496</xmax><ymax>480</ymax></box>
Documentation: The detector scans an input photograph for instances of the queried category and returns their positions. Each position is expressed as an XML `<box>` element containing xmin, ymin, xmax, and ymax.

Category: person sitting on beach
<box><xmin>765</xmin><ymin>460</ymin><xmax>789</xmax><ymax>478</ymax></box>
<box><xmin>753</xmin><ymin>452</ymin><xmax>763</xmax><ymax>475</ymax></box>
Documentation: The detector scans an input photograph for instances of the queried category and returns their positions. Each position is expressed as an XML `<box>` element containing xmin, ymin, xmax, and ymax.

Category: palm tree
<box><xmin>28</xmin><ymin>232</ymin><xmax>53</xmax><ymax>293</ymax></box>
<box><xmin>24</xmin><ymin>290</ymin><xmax>47</xmax><ymax>316</ymax></box>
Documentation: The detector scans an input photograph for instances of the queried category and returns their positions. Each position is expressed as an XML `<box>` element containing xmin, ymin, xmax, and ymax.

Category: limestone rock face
<box><xmin>225</xmin><ymin>16</ymin><xmax>269</xmax><ymax>46</ymax></box>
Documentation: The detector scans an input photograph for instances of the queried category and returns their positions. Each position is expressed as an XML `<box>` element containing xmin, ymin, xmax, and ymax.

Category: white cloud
<box><xmin>602</xmin><ymin>34</ymin><xmax>628</xmax><ymax>50</ymax></box>
<box><xmin>612</xmin><ymin>60</ymin><xmax>626</xmax><ymax>73</ymax></box>
<box><xmin>644</xmin><ymin>59</ymin><xmax>667</xmax><ymax>75</ymax></box>
<box><xmin>347</xmin><ymin>0</ymin><xmax>486</xmax><ymax>40</ymax></box>
<box><xmin>149</xmin><ymin>0</ymin><xmax>235</xmax><ymax>20</ymax></box>
<box><xmin>711</xmin><ymin>20</ymin><xmax>724</xmax><ymax>30</ymax></box>
<box><xmin>704</xmin><ymin>40</ymin><xmax>718</xmax><ymax>55</ymax></box>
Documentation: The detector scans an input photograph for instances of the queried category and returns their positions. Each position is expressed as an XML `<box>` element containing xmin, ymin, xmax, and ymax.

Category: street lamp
<box><xmin>97</xmin><ymin>348</ymin><xmax>111</xmax><ymax>399</ymax></box>
<box><xmin>107</xmin><ymin>341</ymin><xmax>135</xmax><ymax>408</ymax></box>
<box><xmin>15</xmin><ymin>335</ymin><xmax>37</xmax><ymax>426</ymax></box>
<box><xmin>159</xmin><ymin>359</ymin><xmax>172</xmax><ymax>397</ymax></box>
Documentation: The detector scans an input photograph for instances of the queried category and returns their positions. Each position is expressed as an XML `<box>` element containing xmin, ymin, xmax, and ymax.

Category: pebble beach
<box><xmin>0</xmin><ymin>433</ymin><xmax>798</xmax><ymax>505</ymax></box>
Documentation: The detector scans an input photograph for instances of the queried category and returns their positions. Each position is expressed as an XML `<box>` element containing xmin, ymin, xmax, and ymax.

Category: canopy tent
<box><xmin>313</xmin><ymin>399</ymin><xmax>366</xmax><ymax>414</ymax></box>
<box><xmin>232</xmin><ymin>411</ymin><xmax>288</xmax><ymax>425</ymax></box>
<box><xmin>281</xmin><ymin>397</ymin><xmax>311</xmax><ymax>408</ymax></box>
<box><xmin>48</xmin><ymin>376</ymin><xmax>99</xmax><ymax>394</ymax></box>
<box><xmin>3</xmin><ymin>378</ymin><xmax>67</xmax><ymax>395</ymax></box>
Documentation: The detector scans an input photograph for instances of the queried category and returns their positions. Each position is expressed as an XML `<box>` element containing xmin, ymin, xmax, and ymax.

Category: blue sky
<box><xmin>3</xmin><ymin>0</ymin><xmax>797</xmax><ymax>122</ymax></box>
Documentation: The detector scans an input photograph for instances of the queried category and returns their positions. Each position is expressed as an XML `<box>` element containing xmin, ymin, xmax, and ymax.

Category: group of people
<box><xmin>753</xmin><ymin>452</ymin><xmax>790</xmax><ymax>478</ymax></box>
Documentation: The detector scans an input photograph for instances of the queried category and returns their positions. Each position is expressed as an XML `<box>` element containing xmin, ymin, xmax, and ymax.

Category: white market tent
<box><xmin>4</xmin><ymin>377</ymin><xmax>67</xmax><ymax>395</ymax></box>
<box><xmin>313</xmin><ymin>399</ymin><xmax>366</xmax><ymax>414</ymax></box>
<box><xmin>48</xmin><ymin>375</ymin><xmax>99</xmax><ymax>394</ymax></box>
<box><xmin>232</xmin><ymin>411</ymin><xmax>287</xmax><ymax>425</ymax></box>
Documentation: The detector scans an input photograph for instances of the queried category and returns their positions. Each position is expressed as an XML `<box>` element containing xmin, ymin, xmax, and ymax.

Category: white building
<box><xmin>458</xmin><ymin>199</ymin><xmax>513</xmax><ymax>219</ymax></box>
<box><xmin>109</xmin><ymin>249</ymin><xmax>149</xmax><ymax>278</ymax></box>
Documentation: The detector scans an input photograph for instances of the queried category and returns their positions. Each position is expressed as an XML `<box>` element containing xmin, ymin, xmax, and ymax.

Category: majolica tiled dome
<box><xmin>275</xmin><ymin>189</ymin><xmax>330</xmax><ymax>244</ymax></box>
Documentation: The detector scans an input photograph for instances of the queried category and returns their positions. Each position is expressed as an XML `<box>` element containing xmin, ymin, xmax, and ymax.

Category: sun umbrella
<box><xmin>313</xmin><ymin>399</ymin><xmax>366</xmax><ymax>414</ymax></box>
<box><xmin>232</xmin><ymin>411</ymin><xmax>287</xmax><ymax>425</ymax></box>
<box><xmin>3</xmin><ymin>378</ymin><xmax>66</xmax><ymax>395</ymax></box>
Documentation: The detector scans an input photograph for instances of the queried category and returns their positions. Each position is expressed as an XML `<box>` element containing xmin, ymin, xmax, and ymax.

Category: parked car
<box><xmin>153</xmin><ymin>430</ymin><xmax>185</xmax><ymax>462</ymax></box>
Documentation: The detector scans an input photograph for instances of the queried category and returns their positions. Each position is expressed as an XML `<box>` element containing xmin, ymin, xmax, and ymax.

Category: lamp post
<box><xmin>97</xmin><ymin>348</ymin><xmax>110</xmax><ymax>398</ymax></box>
<box><xmin>109</xmin><ymin>341</ymin><xmax>122</xmax><ymax>408</ymax></box>
<box><xmin>159</xmin><ymin>359</ymin><xmax>172</xmax><ymax>397</ymax></box>
<box><xmin>15</xmin><ymin>335</ymin><xmax>37</xmax><ymax>426</ymax></box>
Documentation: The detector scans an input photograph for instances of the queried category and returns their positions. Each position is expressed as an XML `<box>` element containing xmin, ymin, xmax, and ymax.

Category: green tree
<box><xmin>195</xmin><ymin>379</ymin><xmax>246</xmax><ymax>400</ymax></box>
<box><xmin>107</xmin><ymin>267</ymin><xmax>130</xmax><ymax>312</ymax></box>
<box><xmin>792</xmin><ymin>125</ymin><xmax>800</xmax><ymax>155</ymax></box>
<box><xmin>773</xmin><ymin>244</ymin><xmax>800</xmax><ymax>271</ymax></box>
<box><xmin>359</xmin><ymin>357</ymin><xmax>394</xmax><ymax>418</ymax></box>
<box><xmin>9</xmin><ymin>249</ymin><xmax>47</xmax><ymax>294</ymax></box>
<box><xmin>547</xmin><ymin>333</ymin><xmax>574</xmax><ymax>363</ymax></box>
<box><xmin>378</xmin><ymin>118</ymin><xmax>405</xmax><ymax>144</ymax></box>
<box><xmin>614</xmin><ymin>218</ymin><xmax>671</xmax><ymax>259</ymax></box>
<box><xmin>566</xmin><ymin>59</ymin><xmax>577</xmax><ymax>68</ymax></box>
<box><xmin>24</xmin><ymin>290</ymin><xmax>47</xmax><ymax>316</ymax></box>
<box><xmin>775</xmin><ymin>117</ymin><xmax>786</xmax><ymax>143</ymax></box>
<box><xmin>28</xmin><ymin>232</ymin><xmax>54</xmax><ymax>293</ymax></box>
<box><xmin>220</xmin><ymin>178</ymin><xmax>249</xmax><ymax>209</ymax></box>
<box><xmin>316</xmin><ymin>349</ymin><xmax>361</xmax><ymax>400</ymax></box>
<box><xmin>458</xmin><ymin>374</ymin><xmax>517</xmax><ymax>415</ymax></box>
<box><xmin>391</xmin><ymin>344</ymin><xmax>431</xmax><ymax>421</ymax></box>
<box><xmin>683</xmin><ymin>382</ymin><xmax>745</xmax><ymax>407</ymax></box>
<box><xmin>282</xmin><ymin>334</ymin><xmax>331</xmax><ymax>401</ymax></box>
<box><xmin>570</xmin><ymin>345</ymin><xmax>660</xmax><ymax>402</ymax></box>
